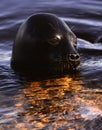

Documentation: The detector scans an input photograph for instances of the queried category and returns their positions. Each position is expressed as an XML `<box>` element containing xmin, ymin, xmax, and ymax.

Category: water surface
<box><xmin>0</xmin><ymin>0</ymin><xmax>102</xmax><ymax>129</ymax></box>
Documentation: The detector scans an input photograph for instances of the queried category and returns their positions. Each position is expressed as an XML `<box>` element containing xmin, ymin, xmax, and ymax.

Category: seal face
<box><xmin>11</xmin><ymin>13</ymin><xmax>80</xmax><ymax>77</ymax></box>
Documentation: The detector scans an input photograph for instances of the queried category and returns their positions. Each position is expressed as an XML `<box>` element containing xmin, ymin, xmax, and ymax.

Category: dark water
<box><xmin>0</xmin><ymin>0</ymin><xmax>102</xmax><ymax>129</ymax></box>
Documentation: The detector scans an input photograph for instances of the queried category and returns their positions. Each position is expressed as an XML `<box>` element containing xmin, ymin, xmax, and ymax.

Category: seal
<box><xmin>11</xmin><ymin>13</ymin><xmax>80</xmax><ymax>78</ymax></box>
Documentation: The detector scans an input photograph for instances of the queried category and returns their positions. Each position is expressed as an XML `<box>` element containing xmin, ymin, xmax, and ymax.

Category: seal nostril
<box><xmin>70</xmin><ymin>55</ymin><xmax>75</xmax><ymax>60</ymax></box>
<box><xmin>76</xmin><ymin>54</ymin><xmax>80</xmax><ymax>60</ymax></box>
<box><xmin>69</xmin><ymin>54</ymin><xmax>80</xmax><ymax>61</ymax></box>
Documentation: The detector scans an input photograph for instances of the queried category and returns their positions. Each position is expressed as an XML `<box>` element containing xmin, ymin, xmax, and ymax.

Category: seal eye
<box><xmin>48</xmin><ymin>34</ymin><xmax>61</xmax><ymax>46</ymax></box>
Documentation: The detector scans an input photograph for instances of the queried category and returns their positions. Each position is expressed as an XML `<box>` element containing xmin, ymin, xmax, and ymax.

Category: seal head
<box><xmin>11</xmin><ymin>13</ymin><xmax>80</xmax><ymax>77</ymax></box>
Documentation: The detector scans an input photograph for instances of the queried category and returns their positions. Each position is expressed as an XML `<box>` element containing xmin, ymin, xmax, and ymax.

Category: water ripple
<box><xmin>62</xmin><ymin>17</ymin><xmax>102</xmax><ymax>27</ymax></box>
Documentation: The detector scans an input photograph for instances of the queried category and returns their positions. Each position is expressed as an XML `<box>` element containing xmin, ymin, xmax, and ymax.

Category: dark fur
<box><xmin>11</xmin><ymin>13</ymin><xmax>80</xmax><ymax>78</ymax></box>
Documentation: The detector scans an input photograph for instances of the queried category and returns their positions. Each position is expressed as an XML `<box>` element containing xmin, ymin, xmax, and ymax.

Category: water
<box><xmin>0</xmin><ymin>0</ymin><xmax>102</xmax><ymax>129</ymax></box>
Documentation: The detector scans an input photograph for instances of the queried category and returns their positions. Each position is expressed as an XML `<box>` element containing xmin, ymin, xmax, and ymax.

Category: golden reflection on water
<box><xmin>1</xmin><ymin>76</ymin><xmax>102</xmax><ymax>129</ymax></box>
<box><xmin>16</xmin><ymin>76</ymin><xmax>85</xmax><ymax>129</ymax></box>
<box><xmin>20</xmin><ymin>76</ymin><xmax>102</xmax><ymax>129</ymax></box>
<box><xmin>25</xmin><ymin>76</ymin><xmax>83</xmax><ymax>98</ymax></box>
